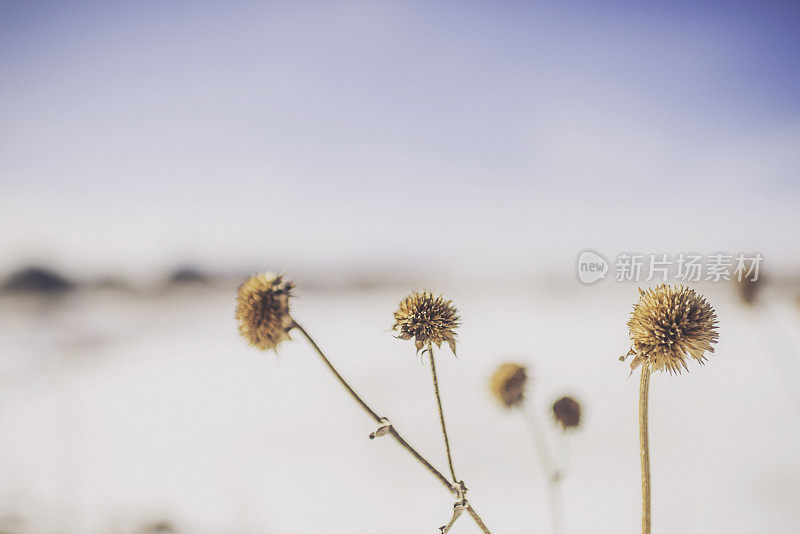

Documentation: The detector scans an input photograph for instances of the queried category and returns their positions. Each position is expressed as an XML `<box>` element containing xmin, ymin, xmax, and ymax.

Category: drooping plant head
<box><xmin>236</xmin><ymin>273</ymin><xmax>295</xmax><ymax>351</ymax></box>
<box><xmin>552</xmin><ymin>396</ymin><xmax>582</xmax><ymax>431</ymax></box>
<box><xmin>627</xmin><ymin>284</ymin><xmax>719</xmax><ymax>374</ymax></box>
<box><xmin>392</xmin><ymin>290</ymin><xmax>459</xmax><ymax>354</ymax></box>
<box><xmin>489</xmin><ymin>363</ymin><xmax>528</xmax><ymax>408</ymax></box>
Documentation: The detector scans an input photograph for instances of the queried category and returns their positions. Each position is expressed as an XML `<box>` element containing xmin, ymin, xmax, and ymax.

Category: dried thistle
<box><xmin>552</xmin><ymin>396</ymin><xmax>581</xmax><ymax>431</ymax></box>
<box><xmin>626</xmin><ymin>285</ymin><xmax>719</xmax><ymax>534</ymax></box>
<box><xmin>489</xmin><ymin>363</ymin><xmax>527</xmax><ymax>408</ymax></box>
<box><xmin>235</xmin><ymin>273</ymin><xmax>294</xmax><ymax>351</ymax></box>
<box><xmin>392</xmin><ymin>290</ymin><xmax>459</xmax><ymax>354</ymax></box>
<box><xmin>393</xmin><ymin>290</ymin><xmax>461</xmax><ymax>484</ymax></box>
<box><xmin>233</xmin><ymin>276</ymin><xmax>493</xmax><ymax>532</ymax></box>
<box><xmin>627</xmin><ymin>284</ymin><xmax>718</xmax><ymax>374</ymax></box>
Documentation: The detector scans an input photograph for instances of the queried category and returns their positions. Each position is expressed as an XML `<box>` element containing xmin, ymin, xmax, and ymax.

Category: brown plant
<box><xmin>625</xmin><ymin>284</ymin><xmax>719</xmax><ymax>534</ymax></box>
<box><xmin>552</xmin><ymin>396</ymin><xmax>581</xmax><ymax>431</ymax></box>
<box><xmin>627</xmin><ymin>284</ymin><xmax>718</xmax><ymax>374</ymax></box>
<box><xmin>392</xmin><ymin>290</ymin><xmax>459</xmax><ymax>354</ymax></box>
<box><xmin>235</xmin><ymin>273</ymin><xmax>294</xmax><ymax>351</ymax></box>
<box><xmin>489</xmin><ymin>363</ymin><xmax>528</xmax><ymax>408</ymax></box>
<box><xmin>237</xmin><ymin>277</ymin><xmax>491</xmax><ymax>533</ymax></box>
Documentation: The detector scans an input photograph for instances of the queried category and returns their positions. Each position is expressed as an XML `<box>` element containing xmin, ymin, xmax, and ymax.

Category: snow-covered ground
<box><xmin>1</xmin><ymin>279</ymin><xmax>799</xmax><ymax>533</ymax></box>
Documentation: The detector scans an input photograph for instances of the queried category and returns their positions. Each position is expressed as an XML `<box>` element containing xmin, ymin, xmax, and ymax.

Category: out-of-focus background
<box><xmin>1</xmin><ymin>1</ymin><xmax>799</xmax><ymax>532</ymax></box>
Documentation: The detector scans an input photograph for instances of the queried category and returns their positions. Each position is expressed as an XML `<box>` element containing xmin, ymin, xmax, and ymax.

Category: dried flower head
<box><xmin>489</xmin><ymin>363</ymin><xmax>527</xmax><ymax>408</ymax></box>
<box><xmin>236</xmin><ymin>273</ymin><xmax>295</xmax><ymax>351</ymax></box>
<box><xmin>392</xmin><ymin>290</ymin><xmax>459</xmax><ymax>354</ymax></box>
<box><xmin>552</xmin><ymin>396</ymin><xmax>581</xmax><ymax>430</ymax></box>
<box><xmin>627</xmin><ymin>284</ymin><xmax>718</xmax><ymax>374</ymax></box>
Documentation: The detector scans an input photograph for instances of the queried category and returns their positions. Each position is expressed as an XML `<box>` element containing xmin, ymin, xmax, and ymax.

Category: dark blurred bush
<box><xmin>1</xmin><ymin>266</ymin><xmax>75</xmax><ymax>294</ymax></box>
<box><xmin>167</xmin><ymin>266</ymin><xmax>209</xmax><ymax>285</ymax></box>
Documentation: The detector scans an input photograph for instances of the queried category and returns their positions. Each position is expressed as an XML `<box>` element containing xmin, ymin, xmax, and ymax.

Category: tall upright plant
<box><xmin>623</xmin><ymin>285</ymin><xmax>719</xmax><ymax>534</ymax></box>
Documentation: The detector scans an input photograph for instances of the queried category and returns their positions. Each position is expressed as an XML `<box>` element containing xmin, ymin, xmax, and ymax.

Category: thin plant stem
<box><xmin>522</xmin><ymin>404</ymin><xmax>563</xmax><ymax>534</ymax></box>
<box><xmin>439</xmin><ymin>504</ymin><xmax>465</xmax><ymax>533</ymax></box>
<box><xmin>639</xmin><ymin>364</ymin><xmax>651</xmax><ymax>534</ymax></box>
<box><xmin>556</xmin><ymin>431</ymin><xmax>571</xmax><ymax>476</ymax></box>
<box><xmin>549</xmin><ymin>481</ymin><xmax>563</xmax><ymax>534</ymax></box>
<box><xmin>291</xmin><ymin>322</ymin><xmax>491</xmax><ymax>534</ymax></box>
<box><xmin>293</xmin><ymin>322</ymin><xmax>381</xmax><ymax>421</ymax></box>
<box><xmin>427</xmin><ymin>343</ymin><xmax>459</xmax><ymax>483</ymax></box>
<box><xmin>465</xmin><ymin>504</ymin><xmax>491</xmax><ymax>533</ymax></box>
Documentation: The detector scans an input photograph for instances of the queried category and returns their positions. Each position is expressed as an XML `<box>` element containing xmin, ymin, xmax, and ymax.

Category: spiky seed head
<box><xmin>392</xmin><ymin>290</ymin><xmax>459</xmax><ymax>354</ymax></box>
<box><xmin>236</xmin><ymin>273</ymin><xmax>295</xmax><ymax>351</ymax></box>
<box><xmin>552</xmin><ymin>396</ymin><xmax>581</xmax><ymax>430</ymax></box>
<box><xmin>489</xmin><ymin>363</ymin><xmax>527</xmax><ymax>408</ymax></box>
<box><xmin>627</xmin><ymin>284</ymin><xmax>719</xmax><ymax>374</ymax></box>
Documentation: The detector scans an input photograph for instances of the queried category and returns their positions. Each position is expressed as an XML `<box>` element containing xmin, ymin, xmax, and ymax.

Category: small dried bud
<box><xmin>552</xmin><ymin>396</ymin><xmax>581</xmax><ymax>431</ymax></box>
<box><xmin>489</xmin><ymin>363</ymin><xmax>527</xmax><ymax>408</ymax></box>
<box><xmin>392</xmin><ymin>291</ymin><xmax>459</xmax><ymax>354</ymax></box>
<box><xmin>369</xmin><ymin>418</ymin><xmax>393</xmax><ymax>439</ymax></box>
<box><xmin>627</xmin><ymin>284</ymin><xmax>719</xmax><ymax>374</ymax></box>
<box><xmin>235</xmin><ymin>273</ymin><xmax>294</xmax><ymax>351</ymax></box>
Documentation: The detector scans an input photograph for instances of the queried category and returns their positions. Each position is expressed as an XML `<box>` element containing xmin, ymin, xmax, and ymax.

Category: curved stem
<box><xmin>427</xmin><ymin>343</ymin><xmax>458</xmax><ymax>483</ymax></box>
<box><xmin>293</xmin><ymin>322</ymin><xmax>381</xmax><ymax>422</ymax></box>
<box><xmin>291</xmin><ymin>322</ymin><xmax>491</xmax><ymax>533</ymax></box>
<box><xmin>523</xmin><ymin>404</ymin><xmax>563</xmax><ymax>534</ymax></box>
<box><xmin>522</xmin><ymin>404</ymin><xmax>558</xmax><ymax>481</ymax></box>
<box><xmin>639</xmin><ymin>365</ymin><xmax>651</xmax><ymax>534</ymax></box>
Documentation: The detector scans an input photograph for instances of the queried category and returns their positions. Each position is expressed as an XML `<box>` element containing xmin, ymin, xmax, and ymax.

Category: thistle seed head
<box><xmin>236</xmin><ymin>273</ymin><xmax>294</xmax><ymax>351</ymax></box>
<box><xmin>489</xmin><ymin>363</ymin><xmax>528</xmax><ymax>408</ymax></box>
<box><xmin>627</xmin><ymin>284</ymin><xmax>718</xmax><ymax>374</ymax></box>
<box><xmin>392</xmin><ymin>290</ymin><xmax>459</xmax><ymax>354</ymax></box>
<box><xmin>552</xmin><ymin>396</ymin><xmax>581</xmax><ymax>430</ymax></box>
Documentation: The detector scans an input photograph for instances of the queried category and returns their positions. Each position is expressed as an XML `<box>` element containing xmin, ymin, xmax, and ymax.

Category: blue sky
<box><xmin>1</xmin><ymin>1</ymin><xmax>799</xmax><ymax>277</ymax></box>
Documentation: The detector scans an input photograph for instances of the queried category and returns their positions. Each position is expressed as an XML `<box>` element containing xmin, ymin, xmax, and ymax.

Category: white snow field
<box><xmin>0</xmin><ymin>279</ymin><xmax>798</xmax><ymax>533</ymax></box>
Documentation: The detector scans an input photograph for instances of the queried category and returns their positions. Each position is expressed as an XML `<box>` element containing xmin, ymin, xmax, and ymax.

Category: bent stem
<box><xmin>291</xmin><ymin>321</ymin><xmax>491</xmax><ymax>534</ymax></box>
<box><xmin>426</xmin><ymin>343</ymin><xmax>459</xmax><ymax>483</ymax></box>
<box><xmin>639</xmin><ymin>364</ymin><xmax>651</xmax><ymax>534</ymax></box>
<box><xmin>523</xmin><ymin>404</ymin><xmax>563</xmax><ymax>534</ymax></box>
